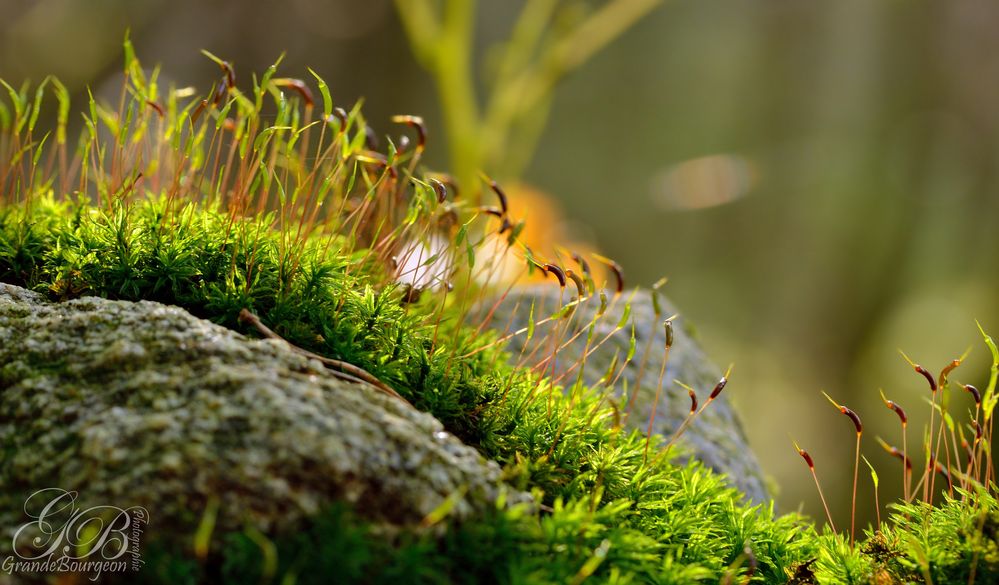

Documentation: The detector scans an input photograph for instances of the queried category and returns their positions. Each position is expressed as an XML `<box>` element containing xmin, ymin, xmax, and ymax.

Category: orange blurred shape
<box><xmin>476</xmin><ymin>182</ymin><xmax>607</xmax><ymax>288</ymax></box>
<box><xmin>650</xmin><ymin>154</ymin><xmax>757</xmax><ymax>211</ymax></box>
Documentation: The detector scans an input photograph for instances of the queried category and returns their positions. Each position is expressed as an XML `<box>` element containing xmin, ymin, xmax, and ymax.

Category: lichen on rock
<box><xmin>0</xmin><ymin>283</ymin><xmax>526</xmax><ymax>557</ymax></box>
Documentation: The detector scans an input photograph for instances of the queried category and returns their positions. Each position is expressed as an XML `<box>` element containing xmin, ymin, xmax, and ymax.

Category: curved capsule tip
<box><xmin>964</xmin><ymin>384</ymin><xmax>982</xmax><ymax>405</ymax></box>
<box><xmin>879</xmin><ymin>389</ymin><xmax>907</xmax><ymax>425</ymax></box>
<box><xmin>566</xmin><ymin>269</ymin><xmax>587</xmax><ymax>298</ymax></box>
<box><xmin>391</xmin><ymin>115</ymin><xmax>426</xmax><ymax>151</ymax></box>
<box><xmin>792</xmin><ymin>439</ymin><xmax>815</xmax><ymax>469</ymax></box>
<box><xmin>428</xmin><ymin>178</ymin><xmax>448</xmax><ymax>203</ymax></box>
<box><xmin>543</xmin><ymin>263</ymin><xmax>567</xmax><ymax>288</ymax></box>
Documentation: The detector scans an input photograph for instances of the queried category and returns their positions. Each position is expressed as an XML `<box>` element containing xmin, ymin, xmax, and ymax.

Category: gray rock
<box><xmin>0</xmin><ymin>283</ymin><xmax>526</xmax><ymax>558</ymax></box>
<box><xmin>480</xmin><ymin>286</ymin><xmax>768</xmax><ymax>502</ymax></box>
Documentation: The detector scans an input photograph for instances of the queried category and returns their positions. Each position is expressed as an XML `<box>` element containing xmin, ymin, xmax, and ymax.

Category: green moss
<box><xmin>1</xmin><ymin>41</ymin><xmax>997</xmax><ymax>583</ymax></box>
<box><xmin>2</xmin><ymin>196</ymin><xmax>818</xmax><ymax>581</ymax></box>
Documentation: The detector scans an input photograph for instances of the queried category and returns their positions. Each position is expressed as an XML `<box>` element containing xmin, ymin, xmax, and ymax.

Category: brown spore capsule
<box><xmin>900</xmin><ymin>352</ymin><xmax>938</xmax><ymax>392</ymax></box>
<box><xmin>571</xmin><ymin>252</ymin><xmax>592</xmax><ymax>276</ymax></box>
<box><xmin>429</xmin><ymin>179</ymin><xmax>448</xmax><ymax>204</ymax></box>
<box><xmin>146</xmin><ymin>100</ymin><xmax>165</xmax><ymax>118</ymax></box>
<box><xmin>543</xmin><ymin>264</ymin><xmax>567</xmax><ymax>288</ymax></box>
<box><xmin>664</xmin><ymin>319</ymin><xmax>674</xmax><ymax>348</ymax></box>
<box><xmin>939</xmin><ymin>357</ymin><xmax>963</xmax><ymax>387</ymax></box>
<box><xmin>710</xmin><ymin>376</ymin><xmax>727</xmax><ymax>400</ymax></box>
<box><xmin>273</xmin><ymin>78</ymin><xmax>315</xmax><ymax>107</ymax></box>
<box><xmin>482</xmin><ymin>175</ymin><xmax>508</xmax><ymax>215</ymax></box>
<box><xmin>879</xmin><ymin>389</ymin><xmax>907</xmax><ymax>425</ymax></box>
<box><xmin>399</xmin><ymin>283</ymin><xmax>422</xmax><ymax>305</ymax></box>
<box><xmin>437</xmin><ymin>174</ymin><xmax>459</xmax><ymax>199</ymax></box>
<box><xmin>592</xmin><ymin>254</ymin><xmax>624</xmax><ymax>294</ymax></box>
<box><xmin>391</xmin><ymin>115</ymin><xmax>426</xmax><ymax>151</ymax></box>
<box><xmin>888</xmin><ymin>402</ymin><xmax>907</xmax><ymax>425</ymax></box>
<box><xmin>566</xmin><ymin>270</ymin><xmax>587</xmax><ymax>298</ymax></box>
<box><xmin>211</xmin><ymin>78</ymin><xmax>229</xmax><ymax>106</ymax></box>
<box><xmin>331</xmin><ymin>107</ymin><xmax>348</xmax><ymax>128</ymax></box>
<box><xmin>795</xmin><ymin>443</ymin><xmax>815</xmax><ymax>469</ymax></box>
<box><xmin>822</xmin><ymin>391</ymin><xmax>862</xmax><ymax>434</ymax></box>
<box><xmin>219</xmin><ymin>60</ymin><xmax>236</xmax><ymax>90</ymax></box>
<box><xmin>964</xmin><ymin>384</ymin><xmax>981</xmax><ymax>405</ymax></box>
<box><xmin>930</xmin><ymin>455</ymin><xmax>952</xmax><ymax>486</ymax></box>
<box><xmin>876</xmin><ymin>437</ymin><xmax>911</xmax><ymax>469</ymax></box>
<box><xmin>843</xmin><ymin>407</ymin><xmax>863</xmax><ymax>435</ymax></box>
<box><xmin>191</xmin><ymin>100</ymin><xmax>207</xmax><ymax>123</ymax></box>
<box><xmin>687</xmin><ymin>385</ymin><xmax>697</xmax><ymax>414</ymax></box>
<box><xmin>915</xmin><ymin>365</ymin><xmax>937</xmax><ymax>392</ymax></box>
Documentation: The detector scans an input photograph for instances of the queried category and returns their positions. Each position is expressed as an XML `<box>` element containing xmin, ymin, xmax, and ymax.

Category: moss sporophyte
<box><xmin>1</xmin><ymin>38</ymin><xmax>998</xmax><ymax>584</ymax></box>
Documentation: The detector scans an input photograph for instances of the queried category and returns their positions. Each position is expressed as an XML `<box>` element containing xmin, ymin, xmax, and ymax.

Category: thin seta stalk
<box><xmin>879</xmin><ymin>389</ymin><xmax>909</xmax><ymax>501</ymax></box>
<box><xmin>822</xmin><ymin>390</ymin><xmax>862</xmax><ymax>547</ymax></box>
<box><xmin>622</xmin><ymin>277</ymin><xmax>668</xmax><ymax>427</ymax></box>
<box><xmin>933</xmin><ymin>352</ymin><xmax>968</xmax><ymax>499</ymax></box>
<box><xmin>959</xmin><ymin>383</ymin><xmax>982</xmax><ymax>488</ymax></box>
<box><xmin>643</xmin><ymin>317</ymin><xmax>675</xmax><ymax>463</ymax></box>
<box><xmin>792</xmin><ymin>439</ymin><xmax>836</xmax><ymax>533</ymax></box>
<box><xmin>900</xmin><ymin>351</ymin><xmax>937</xmax><ymax>503</ymax></box>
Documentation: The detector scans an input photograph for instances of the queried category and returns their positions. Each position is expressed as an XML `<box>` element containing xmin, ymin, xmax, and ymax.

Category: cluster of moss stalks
<box><xmin>1</xmin><ymin>40</ymin><xmax>997</xmax><ymax>583</ymax></box>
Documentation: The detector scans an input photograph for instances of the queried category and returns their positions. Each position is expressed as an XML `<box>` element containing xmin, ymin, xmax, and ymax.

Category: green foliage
<box><xmin>878</xmin><ymin>490</ymin><xmax>999</xmax><ymax>583</ymax></box>
<box><xmin>1</xmin><ymin>41</ymin><xmax>997</xmax><ymax>584</ymax></box>
<box><xmin>0</xmin><ymin>196</ymin><xmax>816</xmax><ymax>582</ymax></box>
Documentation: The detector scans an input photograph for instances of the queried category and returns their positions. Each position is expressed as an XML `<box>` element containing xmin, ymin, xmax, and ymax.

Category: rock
<box><xmin>480</xmin><ymin>286</ymin><xmax>768</xmax><ymax>502</ymax></box>
<box><xmin>0</xmin><ymin>283</ymin><xmax>526</xmax><ymax>559</ymax></box>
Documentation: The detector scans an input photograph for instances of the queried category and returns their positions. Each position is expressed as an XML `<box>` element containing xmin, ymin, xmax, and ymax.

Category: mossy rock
<box><xmin>0</xmin><ymin>283</ymin><xmax>527</xmax><ymax>562</ymax></box>
<box><xmin>484</xmin><ymin>286</ymin><xmax>769</xmax><ymax>502</ymax></box>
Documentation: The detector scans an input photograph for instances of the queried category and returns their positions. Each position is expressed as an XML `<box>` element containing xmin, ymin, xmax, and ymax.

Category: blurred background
<box><xmin>3</xmin><ymin>0</ymin><xmax>998</xmax><ymax>532</ymax></box>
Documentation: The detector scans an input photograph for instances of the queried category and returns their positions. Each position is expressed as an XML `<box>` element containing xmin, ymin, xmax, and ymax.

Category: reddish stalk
<box><xmin>933</xmin><ymin>354</ymin><xmax>967</xmax><ymax>500</ymax></box>
<box><xmin>963</xmin><ymin>384</ymin><xmax>983</xmax><ymax>485</ymax></box>
<box><xmin>879</xmin><ymin>389</ymin><xmax>909</xmax><ymax>501</ymax></box>
<box><xmin>900</xmin><ymin>352</ymin><xmax>937</xmax><ymax>502</ymax></box>
<box><xmin>822</xmin><ymin>391</ymin><xmax>862</xmax><ymax>546</ymax></box>
<box><xmin>793</xmin><ymin>440</ymin><xmax>836</xmax><ymax>533</ymax></box>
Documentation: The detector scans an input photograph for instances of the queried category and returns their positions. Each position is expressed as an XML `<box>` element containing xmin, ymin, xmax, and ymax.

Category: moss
<box><xmin>0</xmin><ymin>41</ymin><xmax>997</xmax><ymax>584</ymax></box>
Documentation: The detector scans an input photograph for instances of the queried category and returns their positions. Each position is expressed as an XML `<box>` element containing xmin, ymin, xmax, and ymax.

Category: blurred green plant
<box><xmin>394</xmin><ymin>0</ymin><xmax>663</xmax><ymax>193</ymax></box>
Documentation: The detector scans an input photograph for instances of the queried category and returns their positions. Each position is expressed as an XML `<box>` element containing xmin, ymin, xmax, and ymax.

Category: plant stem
<box><xmin>644</xmin><ymin>343</ymin><xmax>671</xmax><ymax>463</ymax></box>
<box><xmin>851</xmin><ymin>432</ymin><xmax>860</xmax><ymax>546</ymax></box>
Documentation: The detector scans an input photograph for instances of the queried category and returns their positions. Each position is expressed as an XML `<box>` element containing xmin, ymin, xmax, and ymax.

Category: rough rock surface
<box><xmin>482</xmin><ymin>286</ymin><xmax>768</xmax><ymax>502</ymax></box>
<box><xmin>0</xmin><ymin>283</ymin><xmax>525</xmax><ymax>554</ymax></box>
